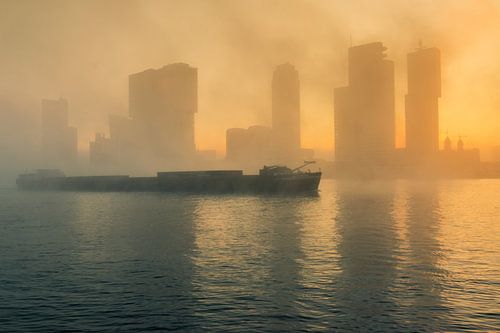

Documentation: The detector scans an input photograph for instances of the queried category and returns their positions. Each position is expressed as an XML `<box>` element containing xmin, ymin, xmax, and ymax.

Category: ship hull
<box><xmin>16</xmin><ymin>171</ymin><xmax>321</xmax><ymax>194</ymax></box>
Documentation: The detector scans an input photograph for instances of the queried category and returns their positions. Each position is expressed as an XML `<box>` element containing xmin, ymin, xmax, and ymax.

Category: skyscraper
<box><xmin>226</xmin><ymin>126</ymin><xmax>273</xmax><ymax>165</ymax></box>
<box><xmin>41</xmin><ymin>98</ymin><xmax>78</xmax><ymax>163</ymax></box>
<box><xmin>89</xmin><ymin>115</ymin><xmax>136</xmax><ymax>167</ymax></box>
<box><xmin>129</xmin><ymin>63</ymin><xmax>197</xmax><ymax>161</ymax></box>
<box><xmin>334</xmin><ymin>42</ymin><xmax>395</xmax><ymax>166</ymax></box>
<box><xmin>405</xmin><ymin>47</ymin><xmax>441</xmax><ymax>158</ymax></box>
<box><xmin>272</xmin><ymin>63</ymin><xmax>301</xmax><ymax>160</ymax></box>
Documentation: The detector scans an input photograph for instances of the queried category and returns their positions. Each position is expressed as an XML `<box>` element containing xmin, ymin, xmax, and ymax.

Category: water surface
<box><xmin>1</xmin><ymin>180</ymin><xmax>499</xmax><ymax>331</ymax></box>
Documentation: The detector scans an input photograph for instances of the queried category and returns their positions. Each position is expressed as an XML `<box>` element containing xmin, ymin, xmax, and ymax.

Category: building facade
<box><xmin>334</xmin><ymin>42</ymin><xmax>395</xmax><ymax>166</ymax></box>
<box><xmin>41</xmin><ymin>98</ymin><xmax>78</xmax><ymax>163</ymax></box>
<box><xmin>272</xmin><ymin>63</ymin><xmax>301</xmax><ymax>160</ymax></box>
<box><xmin>226</xmin><ymin>126</ymin><xmax>273</xmax><ymax>167</ymax></box>
<box><xmin>129</xmin><ymin>63</ymin><xmax>198</xmax><ymax>162</ymax></box>
<box><xmin>405</xmin><ymin>47</ymin><xmax>441</xmax><ymax>159</ymax></box>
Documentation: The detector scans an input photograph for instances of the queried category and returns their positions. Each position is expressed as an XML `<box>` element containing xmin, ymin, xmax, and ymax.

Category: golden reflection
<box><xmin>332</xmin><ymin>180</ymin><xmax>400</xmax><ymax>330</ymax></box>
<box><xmin>297</xmin><ymin>180</ymin><xmax>340</xmax><ymax>295</ymax></box>
<box><xmin>392</xmin><ymin>180</ymin><xmax>410</xmax><ymax>250</ymax></box>
<box><xmin>402</xmin><ymin>181</ymin><xmax>449</xmax><ymax>328</ymax></box>
<box><xmin>437</xmin><ymin>180</ymin><xmax>500</xmax><ymax>317</ymax></box>
<box><xmin>191</xmin><ymin>193</ymin><xmax>322</xmax><ymax>330</ymax></box>
<box><xmin>190</xmin><ymin>196</ymin><xmax>274</xmax><ymax>324</ymax></box>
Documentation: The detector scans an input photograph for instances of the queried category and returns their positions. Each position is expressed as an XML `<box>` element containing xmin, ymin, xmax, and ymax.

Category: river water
<box><xmin>0</xmin><ymin>180</ymin><xmax>498</xmax><ymax>332</ymax></box>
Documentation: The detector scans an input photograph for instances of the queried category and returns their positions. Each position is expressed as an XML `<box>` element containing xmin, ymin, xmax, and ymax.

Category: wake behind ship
<box><xmin>17</xmin><ymin>163</ymin><xmax>321</xmax><ymax>194</ymax></box>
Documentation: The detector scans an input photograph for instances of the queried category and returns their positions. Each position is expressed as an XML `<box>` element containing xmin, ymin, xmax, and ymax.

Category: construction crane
<box><xmin>291</xmin><ymin>161</ymin><xmax>316</xmax><ymax>173</ymax></box>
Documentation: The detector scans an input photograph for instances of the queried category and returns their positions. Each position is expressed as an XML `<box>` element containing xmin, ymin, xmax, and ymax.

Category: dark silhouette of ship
<box><xmin>17</xmin><ymin>162</ymin><xmax>321</xmax><ymax>194</ymax></box>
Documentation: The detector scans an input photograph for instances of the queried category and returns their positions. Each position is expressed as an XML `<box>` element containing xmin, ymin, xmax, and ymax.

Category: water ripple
<box><xmin>0</xmin><ymin>180</ymin><xmax>499</xmax><ymax>332</ymax></box>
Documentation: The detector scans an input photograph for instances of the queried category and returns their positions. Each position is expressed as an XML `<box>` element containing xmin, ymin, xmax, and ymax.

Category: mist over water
<box><xmin>1</xmin><ymin>180</ymin><xmax>498</xmax><ymax>331</ymax></box>
<box><xmin>1</xmin><ymin>1</ymin><xmax>500</xmax><ymax>331</ymax></box>
<box><xmin>1</xmin><ymin>0</ymin><xmax>500</xmax><ymax>184</ymax></box>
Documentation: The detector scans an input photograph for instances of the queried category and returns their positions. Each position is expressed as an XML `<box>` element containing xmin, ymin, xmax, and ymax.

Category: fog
<box><xmin>1</xmin><ymin>0</ymin><xmax>499</xmax><ymax>184</ymax></box>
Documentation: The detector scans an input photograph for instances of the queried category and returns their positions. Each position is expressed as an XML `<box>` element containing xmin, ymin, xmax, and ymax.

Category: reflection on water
<box><xmin>191</xmin><ymin>197</ymin><xmax>274</xmax><ymax>331</ymax></box>
<box><xmin>191</xmin><ymin>196</ymin><xmax>319</xmax><ymax>331</ymax></box>
<box><xmin>0</xmin><ymin>180</ymin><xmax>499</xmax><ymax>331</ymax></box>
<box><xmin>403</xmin><ymin>183</ymin><xmax>449</xmax><ymax>330</ymax></box>
<box><xmin>333</xmin><ymin>182</ymin><xmax>400</xmax><ymax>330</ymax></box>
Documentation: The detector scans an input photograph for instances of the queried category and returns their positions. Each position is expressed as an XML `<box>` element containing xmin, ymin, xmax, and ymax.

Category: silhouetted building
<box><xmin>196</xmin><ymin>149</ymin><xmax>217</xmax><ymax>160</ymax></box>
<box><xmin>406</xmin><ymin>47</ymin><xmax>441</xmax><ymax>159</ymax></box>
<box><xmin>334</xmin><ymin>42</ymin><xmax>395</xmax><ymax>167</ymax></box>
<box><xmin>444</xmin><ymin>136</ymin><xmax>452</xmax><ymax>152</ymax></box>
<box><xmin>492</xmin><ymin>146</ymin><xmax>500</xmax><ymax>162</ymax></box>
<box><xmin>89</xmin><ymin>133</ymin><xmax>113</xmax><ymax>165</ymax></box>
<box><xmin>129</xmin><ymin>63</ymin><xmax>197</xmax><ymax>162</ymax></box>
<box><xmin>438</xmin><ymin>136</ymin><xmax>480</xmax><ymax>177</ymax></box>
<box><xmin>109</xmin><ymin>114</ymin><xmax>137</xmax><ymax>162</ymax></box>
<box><xmin>41</xmin><ymin>98</ymin><xmax>77</xmax><ymax>163</ymax></box>
<box><xmin>272</xmin><ymin>63</ymin><xmax>301</xmax><ymax>160</ymax></box>
<box><xmin>109</xmin><ymin>115</ymin><xmax>135</xmax><ymax>145</ymax></box>
<box><xmin>223</xmin><ymin>63</ymin><xmax>311</xmax><ymax>170</ymax></box>
<box><xmin>226</xmin><ymin>128</ymin><xmax>247</xmax><ymax>162</ymax></box>
<box><xmin>89</xmin><ymin>114</ymin><xmax>142</xmax><ymax>168</ymax></box>
<box><xmin>457</xmin><ymin>137</ymin><xmax>464</xmax><ymax>152</ymax></box>
<box><xmin>226</xmin><ymin>126</ymin><xmax>273</xmax><ymax>166</ymax></box>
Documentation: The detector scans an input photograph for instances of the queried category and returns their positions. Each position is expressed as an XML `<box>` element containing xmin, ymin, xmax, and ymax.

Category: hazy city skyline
<box><xmin>1</xmin><ymin>0</ymin><xmax>499</xmax><ymax>161</ymax></box>
<box><xmin>35</xmin><ymin>39</ymin><xmax>486</xmax><ymax>179</ymax></box>
<box><xmin>1</xmin><ymin>3</ymin><xmax>499</xmax><ymax>331</ymax></box>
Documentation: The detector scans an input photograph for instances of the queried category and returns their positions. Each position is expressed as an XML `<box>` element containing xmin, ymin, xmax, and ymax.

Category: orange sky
<box><xmin>1</xmin><ymin>0</ymin><xmax>499</xmax><ymax>159</ymax></box>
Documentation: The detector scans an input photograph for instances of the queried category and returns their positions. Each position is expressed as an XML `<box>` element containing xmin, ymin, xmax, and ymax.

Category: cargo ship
<box><xmin>16</xmin><ymin>162</ymin><xmax>321</xmax><ymax>194</ymax></box>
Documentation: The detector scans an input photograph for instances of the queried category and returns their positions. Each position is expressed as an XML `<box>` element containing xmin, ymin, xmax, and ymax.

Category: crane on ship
<box><xmin>291</xmin><ymin>160</ymin><xmax>316</xmax><ymax>173</ymax></box>
<box><xmin>260</xmin><ymin>161</ymin><xmax>316</xmax><ymax>176</ymax></box>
